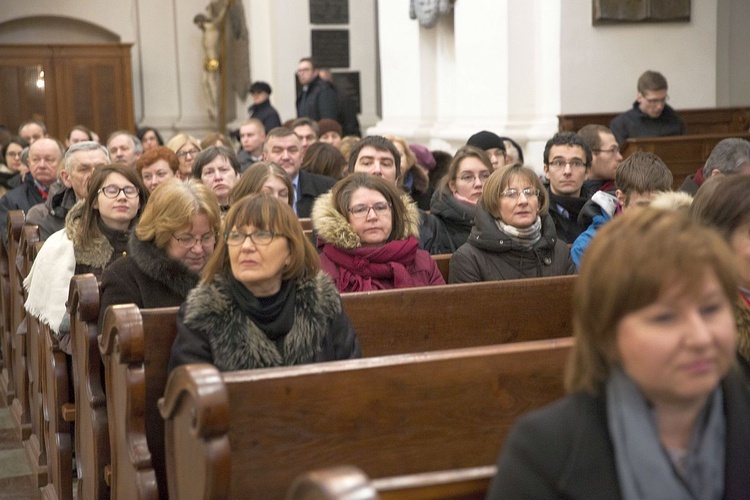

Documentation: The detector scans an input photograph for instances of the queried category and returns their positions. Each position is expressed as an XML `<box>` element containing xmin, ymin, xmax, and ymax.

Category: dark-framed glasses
<box><xmin>549</xmin><ymin>159</ymin><xmax>587</xmax><ymax>169</ymax></box>
<box><xmin>501</xmin><ymin>188</ymin><xmax>540</xmax><ymax>199</ymax></box>
<box><xmin>176</xmin><ymin>148</ymin><xmax>199</xmax><ymax>158</ymax></box>
<box><xmin>644</xmin><ymin>95</ymin><xmax>669</xmax><ymax>105</ymax></box>
<box><xmin>225</xmin><ymin>230</ymin><xmax>279</xmax><ymax>246</ymax></box>
<box><xmin>592</xmin><ymin>146</ymin><xmax>620</xmax><ymax>155</ymax></box>
<box><xmin>99</xmin><ymin>185</ymin><xmax>139</xmax><ymax>199</ymax></box>
<box><xmin>348</xmin><ymin>202</ymin><xmax>391</xmax><ymax>218</ymax></box>
<box><xmin>172</xmin><ymin>233</ymin><xmax>216</xmax><ymax>249</ymax></box>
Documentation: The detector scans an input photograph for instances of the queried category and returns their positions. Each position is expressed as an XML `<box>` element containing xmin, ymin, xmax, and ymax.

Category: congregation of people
<box><xmin>4</xmin><ymin>63</ymin><xmax>750</xmax><ymax>499</ymax></box>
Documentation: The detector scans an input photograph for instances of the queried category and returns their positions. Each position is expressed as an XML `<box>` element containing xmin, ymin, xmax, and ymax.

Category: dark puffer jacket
<box><xmin>429</xmin><ymin>188</ymin><xmax>477</xmax><ymax>253</ymax></box>
<box><xmin>449</xmin><ymin>203</ymin><xmax>576</xmax><ymax>283</ymax></box>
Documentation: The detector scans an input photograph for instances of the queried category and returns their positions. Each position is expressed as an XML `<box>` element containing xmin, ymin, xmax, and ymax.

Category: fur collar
<box><xmin>311</xmin><ymin>191</ymin><xmax>421</xmax><ymax>249</ymax></box>
<box><xmin>64</xmin><ymin>200</ymin><xmax>113</xmax><ymax>269</ymax></box>
<box><xmin>182</xmin><ymin>271</ymin><xmax>342</xmax><ymax>371</ymax></box>
<box><xmin>127</xmin><ymin>234</ymin><xmax>200</xmax><ymax>299</ymax></box>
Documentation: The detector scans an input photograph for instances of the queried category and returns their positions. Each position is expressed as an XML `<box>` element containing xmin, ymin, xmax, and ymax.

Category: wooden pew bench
<box><xmin>0</xmin><ymin>233</ymin><xmax>12</xmax><ymax>405</ymax></box>
<box><xmin>342</xmin><ymin>275</ymin><xmax>575</xmax><ymax>356</ymax></box>
<box><xmin>558</xmin><ymin>106</ymin><xmax>750</xmax><ymax>135</ymax></box>
<box><xmin>160</xmin><ymin>338</ymin><xmax>573</xmax><ymax>499</ymax></box>
<box><xmin>622</xmin><ymin>131</ymin><xmax>750</xmax><ymax>189</ymax></box>
<box><xmin>287</xmin><ymin>464</ymin><xmax>496</xmax><ymax>500</ymax></box>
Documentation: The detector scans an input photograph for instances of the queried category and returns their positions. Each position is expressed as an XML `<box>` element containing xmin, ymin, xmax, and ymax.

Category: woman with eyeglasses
<box><xmin>168</xmin><ymin>193</ymin><xmax>360</xmax><ymax>372</ymax></box>
<box><xmin>0</xmin><ymin>135</ymin><xmax>29</xmax><ymax>196</ymax></box>
<box><xmin>166</xmin><ymin>132</ymin><xmax>202</xmax><ymax>180</ymax></box>
<box><xmin>311</xmin><ymin>172</ymin><xmax>444</xmax><ymax>293</ymax></box>
<box><xmin>429</xmin><ymin>146</ymin><xmax>493</xmax><ymax>252</ymax></box>
<box><xmin>98</xmin><ymin>179</ymin><xmax>221</xmax><ymax>328</ymax></box>
<box><xmin>449</xmin><ymin>164</ymin><xmax>575</xmax><ymax>283</ymax></box>
<box><xmin>24</xmin><ymin>164</ymin><xmax>148</xmax><ymax>353</ymax></box>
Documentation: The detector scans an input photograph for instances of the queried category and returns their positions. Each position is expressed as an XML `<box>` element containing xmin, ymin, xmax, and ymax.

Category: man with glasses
<box><xmin>578</xmin><ymin>124</ymin><xmax>623</xmax><ymax>199</ymax></box>
<box><xmin>0</xmin><ymin>137</ymin><xmax>63</xmax><ymax>245</ymax></box>
<box><xmin>610</xmin><ymin>70</ymin><xmax>686</xmax><ymax>146</ymax></box>
<box><xmin>295</xmin><ymin>57</ymin><xmax>338</xmax><ymax>121</ymax></box>
<box><xmin>543</xmin><ymin>132</ymin><xmax>591</xmax><ymax>244</ymax></box>
<box><xmin>107</xmin><ymin>130</ymin><xmax>143</xmax><ymax>169</ymax></box>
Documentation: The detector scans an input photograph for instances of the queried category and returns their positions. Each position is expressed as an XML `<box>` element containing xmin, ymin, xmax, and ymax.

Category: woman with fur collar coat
<box><xmin>168</xmin><ymin>193</ymin><xmax>360</xmax><ymax>372</ymax></box>
<box><xmin>312</xmin><ymin>173</ymin><xmax>445</xmax><ymax>292</ymax></box>
<box><xmin>24</xmin><ymin>164</ymin><xmax>148</xmax><ymax>354</ymax></box>
<box><xmin>99</xmin><ymin>180</ymin><xmax>221</xmax><ymax>329</ymax></box>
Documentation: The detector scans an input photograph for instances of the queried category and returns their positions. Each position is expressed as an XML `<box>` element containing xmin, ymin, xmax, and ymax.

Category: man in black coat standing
<box><xmin>296</xmin><ymin>57</ymin><xmax>338</xmax><ymax>121</ymax></box>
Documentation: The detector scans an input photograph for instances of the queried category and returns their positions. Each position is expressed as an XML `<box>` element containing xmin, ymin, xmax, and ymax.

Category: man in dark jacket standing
<box><xmin>610</xmin><ymin>70</ymin><xmax>686</xmax><ymax>146</ymax></box>
<box><xmin>247</xmin><ymin>81</ymin><xmax>281</xmax><ymax>133</ymax></box>
<box><xmin>296</xmin><ymin>57</ymin><xmax>338</xmax><ymax>121</ymax></box>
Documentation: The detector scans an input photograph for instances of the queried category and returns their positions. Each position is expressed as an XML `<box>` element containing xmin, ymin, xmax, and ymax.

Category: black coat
<box><xmin>609</xmin><ymin>102</ymin><xmax>687</xmax><ymax>146</ymax></box>
<box><xmin>297</xmin><ymin>170</ymin><xmax>335</xmax><ymax>218</ymax></box>
<box><xmin>487</xmin><ymin>368</ymin><xmax>750</xmax><ymax>499</ymax></box>
<box><xmin>296</xmin><ymin>76</ymin><xmax>338</xmax><ymax>121</ymax></box>
<box><xmin>449</xmin><ymin>204</ymin><xmax>575</xmax><ymax>283</ymax></box>
<box><xmin>0</xmin><ymin>173</ymin><xmax>46</xmax><ymax>246</ymax></box>
<box><xmin>25</xmin><ymin>186</ymin><xmax>77</xmax><ymax>241</ymax></box>
<box><xmin>248</xmin><ymin>98</ymin><xmax>282</xmax><ymax>133</ymax></box>
<box><xmin>429</xmin><ymin>189</ymin><xmax>476</xmax><ymax>253</ymax></box>
<box><xmin>99</xmin><ymin>234</ymin><xmax>201</xmax><ymax>330</ymax></box>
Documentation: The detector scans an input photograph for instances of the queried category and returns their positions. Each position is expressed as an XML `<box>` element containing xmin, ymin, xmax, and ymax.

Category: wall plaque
<box><xmin>593</xmin><ymin>0</ymin><xmax>690</xmax><ymax>25</ymax></box>
<box><xmin>311</xmin><ymin>29</ymin><xmax>349</xmax><ymax>69</ymax></box>
<box><xmin>309</xmin><ymin>0</ymin><xmax>349</xmax><ymax>24</ymax></box>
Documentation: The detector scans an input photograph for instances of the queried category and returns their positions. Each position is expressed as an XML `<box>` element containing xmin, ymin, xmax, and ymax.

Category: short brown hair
<box><xmin>136</xmin><ymin>146</ymin><xmax>179</xmax><ymax>173</ymax></box>
<box><xmin>441</xmin><ymin>145</ymin><xmax>493</xmax><ymax>196</ymax></box>
<box><xmin>202</xmin><ymin>194</ymin><xmax>319</xmax><ymax>284</ymax></box>
<box><xmin>135</xmin><ymin>179</ymin><xmax>221</xmax><ymax>250</ymax></box>
<box><xmin>566</xmin><ymin>208</ymin><xmax>738</xmax><ymax>395</ymax></box>
<box><xmin>229</xmin><ymin>161</ymin><xmax>293</xmax><ymax>205</ymax></box>
<box><xmin>577</xmin><ymin>124</ymin><xmax>613</xmax><ymax>151</ymax></box>
<box><xmin>615</xmin><ymin>151</ymin><xmax>673</xmax><ymax>203</ymax></box>
<box><xmin>301</xmin><ymin>142</ymin><xmax>346</xmax><ymax>180</ymax></box>
<box><xmin>690</xmin><ymin>174</ymin><xmax>750</xmax><ymax>241</ymax></box>
<box><xmin>331</xmin><ymin>173</ymin><xmax>410</xmax><ymax>242</ymax></box>
<box><xmin>637</xmin><ymin>70</ymin><xmax>668</xmax><ymax>94</ymax></box>
<box><xmin>481</xmin><ymin>164</ymin><xmax>549</xmax><ymax>221</ymax></box>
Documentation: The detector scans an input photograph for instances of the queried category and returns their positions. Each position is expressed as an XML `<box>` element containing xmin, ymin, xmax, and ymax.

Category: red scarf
<box><xmin>322</xmin><ymin>237</ymin><xmax>420</xmax><ymax>292</ymax></box>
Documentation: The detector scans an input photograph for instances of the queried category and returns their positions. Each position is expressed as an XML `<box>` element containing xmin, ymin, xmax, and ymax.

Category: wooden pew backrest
<box><xmin>160</xmin><ymin>337</ymin><xmax>573</xmax><ymax>499</ymax></box>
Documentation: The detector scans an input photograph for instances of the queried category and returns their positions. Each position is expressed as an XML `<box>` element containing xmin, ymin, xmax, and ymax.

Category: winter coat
<box><xmin>429</xmin><ymin>188</ymin><xmax>477</xmax><ymax>253</ymax></box>
<box><xmin>98</xmin><ymin>233</ymin><xmax>202</xmax><ymax>330</ymax></box>
<box><xmin>296</xmin><ymin>76</ymin><xmax>338</xmax><ymax>121</ymax></box>
<box><xmin>610</xmin><ymin>101</ymin><xmax>687</xmax><ymax>146</ymax></box>
<box><xmin>0</xmin><ymin>173</ymin><xmax>47</xmax><ymax>246</ymax></box>
<box><xmin>25</xmin><ymin>186</ymin><xmax>78</xmax><ymax>241</ymax></box>
<box><xmin>311</xmin><ymin>191</ymin><xmax>445</xmax><ymax>291</ymax></box>
<box><xmin>449</xmin><ymin>203</ymin><xmax>576</xmax><ymax>283</ymax></box>
<box><xmin>168</xmin><ymin>271</ymin><xmax>360</xmax><ymax>372</ymax></box>
<box><xmin>248</xmin><ymin>98</ymin><xmax>282</xmax><ymax>133</ymax></box>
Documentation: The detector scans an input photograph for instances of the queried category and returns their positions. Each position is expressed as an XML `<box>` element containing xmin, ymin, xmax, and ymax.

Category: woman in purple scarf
<box><xmin>312</xmin><ymin>173</ymin><xmax>445</xmax><ymax>292</ymax></box>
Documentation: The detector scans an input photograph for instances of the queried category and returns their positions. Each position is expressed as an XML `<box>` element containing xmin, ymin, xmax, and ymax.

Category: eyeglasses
<box><xmin>458</xmin><ymin>172</ymin><xmax>491</xmax><ymax>183</ymax></box>
<box><xmin>592</xmin><ymin>146</ymin><xmax>620</xmax><ymax>155</ymax></box>
<box><xmin>176</xmin><ymin>148</ymin><xmax>199</xmax><ymax>158</ymax></box>
<box><xmin>644</xmin><ymin>95</ymin><xmax>669</xmax><ymax>105</ymax></box>
<box><xmin>98</xmin><ymin>185</ymin><xmax>139</xmax><ymax>199</ymax></box>
<box><xmin>225</xmin><ymin>230</ymin><xmax>279</xmax><ymax>246</ymax></box>
<box><xmin>6</xmin><ymin>151</ymin><xmax>22</xmax><ymax>158</ymax></box>
<box><xmin>348</xmin><ymin>202</ymin><xmax>391</xmax><ymax>218</ymax></box>
<box><xmin>501</xmin><ymin>188</ymin><xmax>540</xmax><ymax>199</ymax></box>
<box><xmin>172</xmin><ymin>233</ymin><xmax>216</xmax><ymax>249</ymax></box>
<box><xmin>548</xmin><ymin>159</ymin><xmax>587</xmax><ymax>169</ymax></box>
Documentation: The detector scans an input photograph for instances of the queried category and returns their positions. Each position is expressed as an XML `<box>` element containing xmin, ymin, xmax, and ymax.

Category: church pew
<box><xmin>160</xmin><ymin>337</ymin><xmax>573</xmax><ymax>499</ymax></box>
<box><xmin>20</xmin><ymin>225</ymin><xmax>48</xmax><ymax>486</ymax></box>
<box><xmin>0</xmin><ymin>219</ymin><xmax>16</xmax><ymax>405</ymax></box>
<box><xmin>287</xmin><ymin>465</ymin><xmax>495</xmax><ymax>500</ymax></box>
<box><xmin>68</xmin><ymin>273</ymin><xmax>108</xmax><ymax>500</ymax></box>
<box><xmin>99</xmin><ymin>304</ymin><xmax>180</xmax><ymax>500</ymax></box>
<box><xmin>96</xmin><ymin>275</ymin><xmax>575</xmax><ymax>499</ymax></box>
<box><xmin>558</xmin><ymin>106</ymin><xmax>750</xmax><ymax>135</ymax></box>
<box><xmin>341</xmin><ymin>275</ymin><xmax>575</xmax><ymax>356</ymax></box>
<box><xmin>622</xmin><ymin>131</ymin><xmax>750</xmax><ymax>189</ymax></box>
<box><xmin>9</xmin><ymin>210</ymin><xmax>31</xmax><ymax>441</ymax></box>
<box><xmin>431</xmin><ymin>253</ymin><xmax>450</xmax><ymax>283</ymax></box>
<box><xmin>298</xmin><ymin>217</ymin><xmax>313</xmax><ymax>231</ymax></box>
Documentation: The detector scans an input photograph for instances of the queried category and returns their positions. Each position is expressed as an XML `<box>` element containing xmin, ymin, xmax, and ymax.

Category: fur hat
<box><xmin>317</xmin><ymin>119</ymin><xmax>342</xmax><ymax>137</ymax></box>
<box><xmin>467</xmin><ymin>130</ymin><xmax>506</xmax><ymax>152</ymax></box>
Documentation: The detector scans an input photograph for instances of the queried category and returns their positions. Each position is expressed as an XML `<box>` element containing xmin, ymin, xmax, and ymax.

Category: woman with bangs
<box><xmin>487</xmin><ymin>208</ymin><xmax>750</xmax><ymax>499</ymax></box>
<box><xmin>99</xmin><ymin>179</ymin><xmax>221</xmax><ymax>326</ymax></box>
<box><xmin>168</xmin><ymin>193</ymin><xmax>360</xmax><ymax>372</ymax></box>
<box><xmin>449</xmin><ymin>163</ymin><xmax>575</xmax><ymax>283</ymax></box>
<box><xmin>229</xmin><ymin>161</ymin><xmax>293</xmax><ymax>206</ymax></box>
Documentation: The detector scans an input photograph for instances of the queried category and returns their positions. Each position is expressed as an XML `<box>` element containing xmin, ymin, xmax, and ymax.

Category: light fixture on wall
<box><xmin>36</xmin><ymin>70</ymin><xmax>45</xmax><ymax>90</ymax></box>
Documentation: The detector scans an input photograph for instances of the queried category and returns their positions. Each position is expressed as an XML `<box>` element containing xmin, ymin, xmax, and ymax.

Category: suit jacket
<box><xmin>296</xmin><ymin>170</ymin><xmax>335</xmax><ymax>218</ymax></box>
<box><xmin>486</xmin><ymin>368</ymin><xmax>750</xmax><ymax>499</ymax></box>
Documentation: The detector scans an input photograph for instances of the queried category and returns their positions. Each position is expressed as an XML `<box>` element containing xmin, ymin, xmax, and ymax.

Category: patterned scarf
<box><xmin>321</xmin><ymin>236</ymin><xmax>420</xmax><ymax>292</ymax></box>
<box><xmin>495</xmin><ymin>216</ymin><xmax>542</xmax><ymax>247</ymax></box>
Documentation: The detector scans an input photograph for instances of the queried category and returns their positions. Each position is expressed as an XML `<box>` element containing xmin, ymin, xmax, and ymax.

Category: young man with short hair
<box><xmin>237</xmin><ymin>118</ymin><xmax>266</xmax><ymax>172</ymax></box>
<box><xmin>578</xmin><ymin>124</ymin><xmax>623</xmax><ymax>199</ymax></box>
